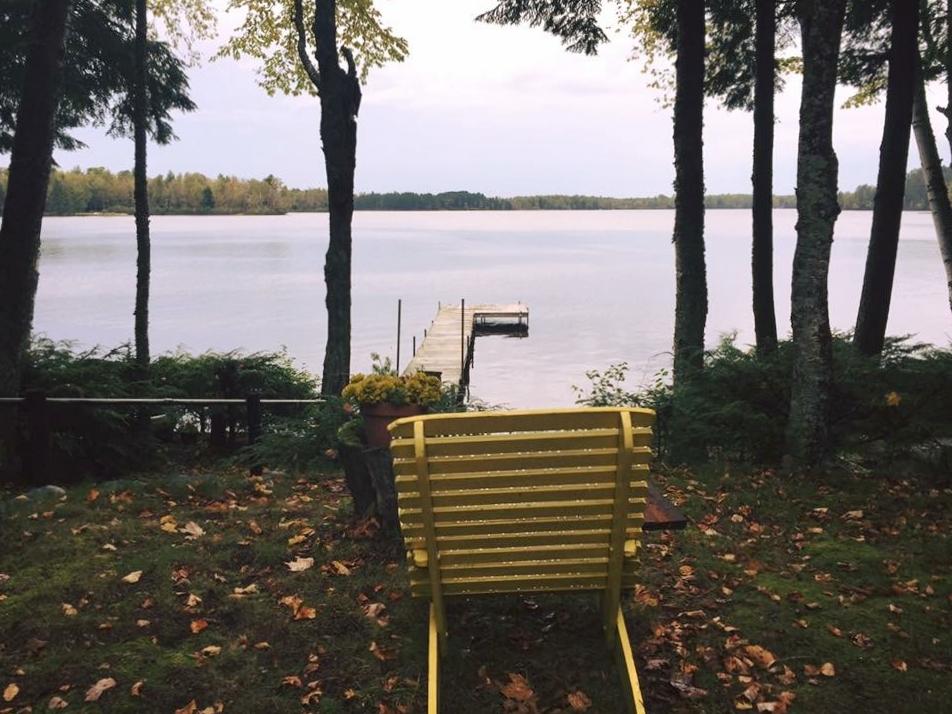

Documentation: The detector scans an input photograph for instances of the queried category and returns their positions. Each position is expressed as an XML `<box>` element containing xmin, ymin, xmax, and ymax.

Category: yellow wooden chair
<box><xmin>388</xmin><ymin>407</ymin><xmax>654</xmax><ymax>714</ymax></box>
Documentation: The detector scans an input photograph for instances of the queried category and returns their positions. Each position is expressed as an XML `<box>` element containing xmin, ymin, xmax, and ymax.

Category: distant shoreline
<box><xmin>34</xmin><ymin>206</ymin><xmax>898</xmax><ymax>217</ymax></box>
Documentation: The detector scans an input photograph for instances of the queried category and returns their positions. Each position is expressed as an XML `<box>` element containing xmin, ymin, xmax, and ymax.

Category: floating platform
<box><xmin>403</xmin><ymin>303</ymin><xmax>529</xmax><ymax>388</ymax></box>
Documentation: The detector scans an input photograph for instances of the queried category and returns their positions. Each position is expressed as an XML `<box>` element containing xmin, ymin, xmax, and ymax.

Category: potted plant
<box><xmin>342</xmin><ymin>370</ymin><xmax>442</xmax><ymax>448</ymax></box>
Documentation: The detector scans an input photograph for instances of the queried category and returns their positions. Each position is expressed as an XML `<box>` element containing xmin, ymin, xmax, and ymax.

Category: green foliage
<box><xmin>477</xmin><ymin>0</ymin><xmax>609</xmax><ymax>55</ymax></box>
<box><xmin>574</xmin><ymin>335</ymin><xmax>952</xmax><ymax>465</ymax></box>
<box><xmin>218</xmin><ymin>0</ymin><xmax>407</xmax><ymax>96</ymax></box>
<box><xmin>0</xmin><ymin>0</ymin><xmax>196</xmax><ymax>153</ymax></box>
<box><xmin>18</xmin><ymin>339</ymin><xmax>318</xmax><ymax>481</ymax></box>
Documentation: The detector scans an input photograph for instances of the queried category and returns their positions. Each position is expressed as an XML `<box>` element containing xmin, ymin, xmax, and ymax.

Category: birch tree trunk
<box><xmin>786</xmin><ymin>0</ymin><xmax>846</xmax><ymax>466</ymax></box>
<box><xmin>912</xmin><ymin>69</ymin><xmax>952</xmax><ymax>315</ymax></box>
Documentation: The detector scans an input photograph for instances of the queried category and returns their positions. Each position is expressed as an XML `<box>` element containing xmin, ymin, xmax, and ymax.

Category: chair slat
<box><xmin>400</xmin><ymin>498</ymin><xmax>646</xmax><ymax>524</ymax></box>
<box><xmin>391</xmin><ymin>428</ymin><xmax>653</xmax><ymax>458</ymax></box>
<box><xmin>398</xmin><ymin>482</ymin><xmax>649</xmax><ymax>509</ymax></box>
<box><xmin>399</xmin><ymin>513</ymin><xmax>646</xmax><ymax>539</ymax></box>
<box><xmin>387</xmin><ymin>407</ymin><xmax>655</xmax><ymax>439</ymax></box>
<box><xmin>439</xmin><ymin>542</ymin><xmax>610</xmax><ymax>566</ymax></box>
<box><xmin>395</xmin><ymin>465</ymin><xmax>650</xmax><ymax>492</ymax></box>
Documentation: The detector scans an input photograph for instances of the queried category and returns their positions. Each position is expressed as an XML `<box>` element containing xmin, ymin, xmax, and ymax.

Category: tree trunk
<box><xmin>314</xmin><ymin>1</ymin><xmax>359</xmax><ymax>397</ymax></box>
<box><xmin>671</xmin><ymin>0</ymin><xmax>707</xmax><ymax>387</ymax></box>
<box><xmin>750</xmin><ymin>0</ymin><xmax>777</xmax><ymax>355</ymax></box>
<box><xmin>752</xmin><ymin>0</ymin><xmax>778</xmax><ymax>356</ymax></box>
<box><xmin>854</xmin><ymin>0</ymin><xmax>918</xmax><ymax>356</ymax></box>
<box><xmin>133</xmin><ymin>0</ymin><xmax>150</xmax><ymax>367</ymax></box>
<box><xmin>0</xmin><ymin>0</ymin><xmax>71</xmax><ymax>397</ymax></box>
<box><xmin>912</xmin><ymin>67</ymin><xmax>952</xmax><ymax>315</ymax></box>
<box><xmin>946</xmin><ymin>0</ymin><xmax>952</xmax><ymax>165</ymax></box>
<box><xmin>786</xmin><ymin>0</ymin><xmax>846</xmax><ymax>467</ymax></box>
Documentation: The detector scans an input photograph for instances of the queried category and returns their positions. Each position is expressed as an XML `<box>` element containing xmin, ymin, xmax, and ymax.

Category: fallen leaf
<box><xmin>121</xmin><ymin>570</ymin><xmax>143</xmax><ymax>584</ymax></box>
<box><xmin>499</xmin><ymin>673</ymin><xmax>534</xmax><ymax>702</ymax></box>
<box><xmin>744</xmin><ymin>645</ymin><xmax>776</xmax><ymax>669</ymax></box>
<box><xmin>84</xmin><ymin>677</ymin><xmax>117</xmax><ymax>702</ymax></box>
<box><xmin>190</xmin><ymin>619</ymin><xmax>208</xmax><ymax>634</ymax></box>
<box><xmin>248</xmin><ymin>520</ymin><xmax>263</xmax><ymax>535</ymax></box>
<box><xmin>62</xmin><ymin>603</ymin><xmax>78</xmax><ymax>616</ymax></box>
<box><xmin>201</xmin><ymin>645</ymin><xmax>222</xmax><ymax>657</ymax></box>
<box><xmin>130</xmin><ymin>680</ymin><xmax>144</xmax><ymax>696</ymax></box>
<box><xmin>286</xmin><ymin>557</ymin><xmax>315</xmax><ymax>572</ymax></box>
<box><xmin>826</xmin><ymin>624</ymin><xmax>843</xmax><ymax>637</ymax></box>
<box><xmin>282</xmin><ymin>675</ymin><xmax>302</xmax><ymax>688</ymax></box>
<box><xmin>175</xmin><ymin>701</ymin><xmax>197</xmax><ymax>714</ymax></box>
<box><xmin>567</xmin><ymin>689</ymin><xmax>592</xmax><ymax>711</ymax></box>
<box><xmin>3</xmin><ymin>683</ymin><xmax>18</xmax><ymax>702</ymax></box>
<box><xmin>185</xmin><ymin>593</ymin><xmax>202</xmax><ymax>608</ymax></box>
<box><xmin>232</xmin><ymin>584</ymin><xmax>258</xmax><ymax>596</ymax></box>
<box><xmin>181</xmin><ymin>521</ymin><xmax>205</xmax><ymax>538</ymax></box>
<box><xmin>160</xmin><ymin>515</ymin><xmax>178</xmax><ymax>533</ymax></box>
<box><xmin>86</xmin><ymin>489</ymin><xmax>100</xmax><ymax>502</ymax></box>
<box><xmin>891</xmin><ymin>659</ymin><xmax>908</xmax><ymax>672</ymax></box>
<box><xmin>330</xmin><ymin>560</ymin><xmax>351</xmax><ymax>576</ymax></box>
<box><xmin>48</xmin><ymin>695</ymin><xmax>69</xmax><ymax>709</ymax></box>
<box><xmin>369</xmin><ymin>641</ymin><xmax>397</xmax><ymax>661</ymax></box>
<box><xmin>820</xmin><ymin>662</ymin><xmax>836</xmax><ymax>677</ymax></box>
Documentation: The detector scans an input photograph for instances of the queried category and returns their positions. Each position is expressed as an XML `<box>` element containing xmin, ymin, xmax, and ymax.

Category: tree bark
<box><xmin>313</xmin><ymin>0</ymin><xmax>360</xmax><ymax>397</ymax></box>
<box><xmin>786</xmin><ymin>0</ymin><xmax>846</xmax><ymax>467</ymax></box>
<box><xmin>854</xmin><ymin>0</ymin><xmax>918</xmax><ymax>356</ymax></box>
<box><xmin>133</xmin><ymin>0</ymin><xmax>150</xmax><ymax>367</ymax></box>
<box><xmin>750</xmin><ymin>0</ymin><xmax>777</xmax><ymax>355</ymax></box>
<box><xmin>672</xmin><ymin>0</ymin><xmax>707</xmax><ymax>387</ymax></box>
<box><xmin>0</xmin><ymin>0</ymin><xmax>71</xmax><ymax>396</ymax></box>
<box><xmin>912</xmin><ymin>66</ymin><xmax>952</xmax><ymax>315</ymax></box>
<box><xmin>752</xmin><ymin>0</ymin><xmax>778</xmax><ymax>355</ymax></box>
<box><xmin>946</xmin><ymin>0</ymin><xmax>952</xmax><ymax>165</ymax></box>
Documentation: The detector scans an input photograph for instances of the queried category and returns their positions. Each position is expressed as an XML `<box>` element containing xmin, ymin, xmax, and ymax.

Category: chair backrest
<box><xmin>388</xmin><ymin>407</ymin><xmax>655</xmax><ymax>599</ymax></box>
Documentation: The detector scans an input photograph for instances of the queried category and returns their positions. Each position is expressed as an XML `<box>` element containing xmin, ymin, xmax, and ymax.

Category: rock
<box><xmin>25</xmin><ymin>485</ymin><xmax>66</xmax><ymax>501</ymax></box>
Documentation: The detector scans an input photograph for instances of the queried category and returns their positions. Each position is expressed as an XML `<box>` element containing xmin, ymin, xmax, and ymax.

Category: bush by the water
<box><xmin>7</xmin><ymin>339</ymin><xmax>318</xmax><ymax>481</ymax></box>
<box><xmin>574</xmin><ymin>335</ymin><xmax>952</xmax><ymax>466</ymax></box>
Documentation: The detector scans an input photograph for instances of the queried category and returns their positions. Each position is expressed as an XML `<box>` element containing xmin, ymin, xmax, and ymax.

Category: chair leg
<box><xmin>428</xmin><ymin>603</ymin><xmax>440</xmax><ymax>713</ymax></box>
<box><xmin>613</xmin><ymin>610</ymin><xmax>647</xmax><ymax>714</ymax></box>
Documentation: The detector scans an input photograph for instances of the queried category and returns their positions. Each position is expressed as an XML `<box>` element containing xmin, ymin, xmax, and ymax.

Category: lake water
<box><xmin>35</xmin><ymin>210</ymin><xmax>951</xmax><ymax>407</ymax></box>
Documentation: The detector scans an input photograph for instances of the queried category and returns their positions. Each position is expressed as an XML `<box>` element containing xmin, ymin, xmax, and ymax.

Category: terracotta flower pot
<box><xmin>361</xmin><ymin>402</ymin><xmax>426</xmax><ymax>448</ymax></box>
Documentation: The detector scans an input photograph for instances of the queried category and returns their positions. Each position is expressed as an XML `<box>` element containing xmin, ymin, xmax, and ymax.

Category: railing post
<box><xmin>396</xmin><ymin>298</ymin><xmax>402</xmax><ymax>373</ymax></box>
<box><xmin>246</xmin><ymin>392</ymin><xmax>262</xmax><ymax>475</ymax></box>
<box><xmin>23</xmin><ymin>390</ymin><xmax>50</xmax><ymax>486</ymax></box>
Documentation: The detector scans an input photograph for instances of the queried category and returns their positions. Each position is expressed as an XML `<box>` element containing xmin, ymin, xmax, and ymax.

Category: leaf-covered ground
<box><xmin>0</xmin><ymin>464</ymin><xmax>949</xmax><ymax>713</ymax></box>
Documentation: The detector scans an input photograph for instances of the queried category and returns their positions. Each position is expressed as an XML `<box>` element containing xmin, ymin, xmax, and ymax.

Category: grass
<box><xmin>0</xmin><ymin>463</ymin><xmax>949</xmax><ymax>713</ymax></box>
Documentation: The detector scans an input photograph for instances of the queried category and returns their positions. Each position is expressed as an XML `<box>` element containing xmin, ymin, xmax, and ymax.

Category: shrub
<box><xmin>574</xmin><ymin>335</ymin><xmax>952</xmax><ymax>465</ymax></box>
<box><xmin>10</xmin><ymin>339</ymin><xmax>318</xmax><ymax>482</ymax></box>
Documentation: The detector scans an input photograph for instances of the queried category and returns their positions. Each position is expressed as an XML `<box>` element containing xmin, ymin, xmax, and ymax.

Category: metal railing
<box><xmin>1</xmin><ymin>392</ymin><xmax>326</xmax><ymax>482</ymax></box>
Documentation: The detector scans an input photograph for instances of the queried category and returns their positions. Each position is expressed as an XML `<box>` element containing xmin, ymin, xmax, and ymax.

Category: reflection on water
<box><xmin>35</xmin><ymin>210</ymin><xmax>951</xmax><ymax>407</ymax></box>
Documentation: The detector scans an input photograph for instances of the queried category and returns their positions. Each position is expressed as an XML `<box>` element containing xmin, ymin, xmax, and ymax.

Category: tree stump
<box><xmin>364</xmin><ymin>446</ymin><xmax>399</xmax><ymax>532</ymax></box>
<box><xmin>338</xmin><ymin>443</ymin><xmax>375</xmax><ymax>518</ymax></box>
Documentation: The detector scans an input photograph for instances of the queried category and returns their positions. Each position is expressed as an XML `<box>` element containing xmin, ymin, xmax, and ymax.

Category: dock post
<box><xmin>413</xmin><ymin>335</ymin><xmax>416</xmax><ymax>356</ymax></box>
<box><xmin>396</xmin><ymin>299</ymin><xmax>402</xmax><ymax>373</ymax></box>
<box><xmin>460</xmin><ymin>298</ymin><xmax>465</xmax><ymax>377</ymax></box>
<box><xmin>23</xmin><ymin>390</ymin><xmax>50</xmax><ymax>486</ymax></box>
<box><xmin>246</xmin><ymin>392</ymin><xmax>263</xmax><ymax>475</ymax></box>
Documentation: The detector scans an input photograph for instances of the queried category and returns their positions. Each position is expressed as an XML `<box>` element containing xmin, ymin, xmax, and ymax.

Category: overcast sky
<box><xmin>54</xmin><ymin>0</ymin><xmax>950</xmax><ymax>197</ymax></box>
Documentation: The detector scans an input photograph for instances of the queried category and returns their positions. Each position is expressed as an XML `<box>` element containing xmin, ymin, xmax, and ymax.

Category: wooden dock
<box><xmin>403</xmin><ymin>303</ymin><xmax>528</xmax><ymax>387</ymax></box>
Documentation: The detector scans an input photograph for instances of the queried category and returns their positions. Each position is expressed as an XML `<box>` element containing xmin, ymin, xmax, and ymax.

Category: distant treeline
<box><xmin>0</xmin><ymin>166</ymin><xmax>948</xmax><ymax>215</ymax></box>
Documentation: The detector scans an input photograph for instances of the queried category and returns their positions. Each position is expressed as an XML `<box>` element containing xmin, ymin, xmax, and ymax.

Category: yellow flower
<box><xmin>885</xmin><ymin>391</ymin><xmax>901</xmax><ymax>407</ymax></box>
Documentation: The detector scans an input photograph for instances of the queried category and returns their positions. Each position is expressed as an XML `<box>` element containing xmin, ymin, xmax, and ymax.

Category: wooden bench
<box><xmin>389</xmin><ymin>407</ymin><xmax>655</xmax><ymax>714</ymax></box>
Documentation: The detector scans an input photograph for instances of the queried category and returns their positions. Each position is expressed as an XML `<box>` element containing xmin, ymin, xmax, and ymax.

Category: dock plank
<box><xmin>404</xmin><ymin>303</ymin><xmax>528</xmax><ymax>386</ymax></box>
